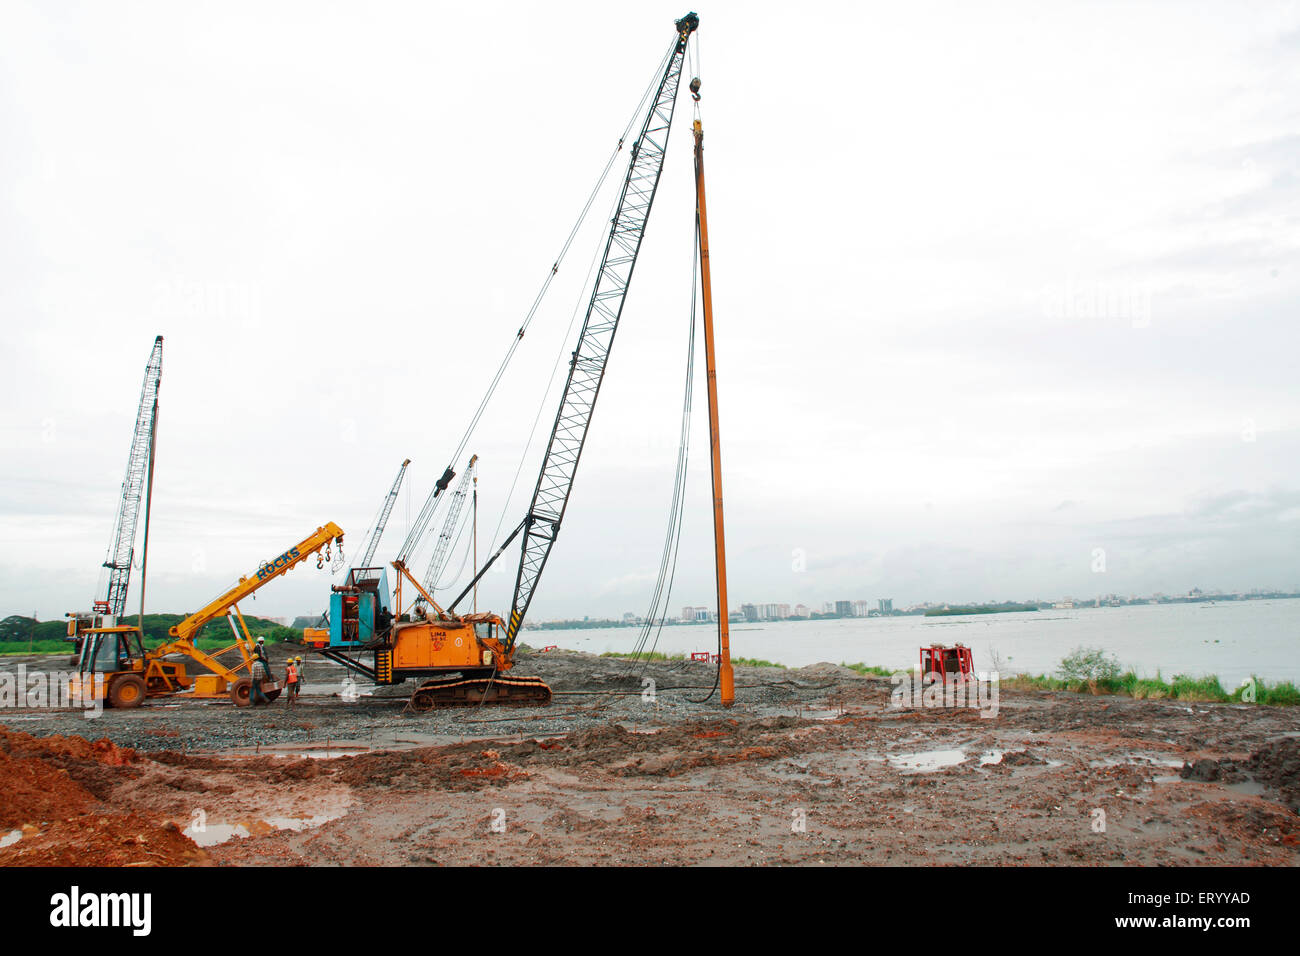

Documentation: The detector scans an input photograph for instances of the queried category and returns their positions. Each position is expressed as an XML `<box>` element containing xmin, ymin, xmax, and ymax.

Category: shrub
<box><xmin>1056</xmin><ymin>646</ymin><xmax>1121</xmax><ymax>688</ymax></box>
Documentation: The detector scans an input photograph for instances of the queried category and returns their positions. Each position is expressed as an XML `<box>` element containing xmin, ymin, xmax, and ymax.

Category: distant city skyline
<box><xmin>535</xmin><ymin>585</ymin><xmax>1300</xmax><ymax>626</ymax></box>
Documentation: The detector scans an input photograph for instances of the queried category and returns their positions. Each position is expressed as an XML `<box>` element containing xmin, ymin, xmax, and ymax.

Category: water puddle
<box><xmin>799</xmin><ymin>708</ymin><xmax>844</xmax><ymax>721</ymax></box>
<box><xmin>182</xmin><ymin>808</ymin><xmax>349</xmax><ymax>847</ymax></box>
<box><xmin>263</xmin><ymin>812</ymin><xmax>348</xmax><ymax>832</ymax></box>
<box><xmin>295</xmin><ymin>748</ymin><xmax>370</xmax><ymax>760</ymax></box>
<box><xmin>0</xmin><ymin>830</ymin><xmax>21</xmax><ymax>849</ymax></box>
<box><xmin>1090</xmin><ymin>755</ymin><xmax>1185</xmax><ymax>769</ymax></box>
<box><xmin>888</xmin><ymin>748</ymin><xmax>966</xmax><ymax>774</ymax></box>
<box><xmin>1223</xmin><ymin>780</ymin><xmax>1267</xmax><ymax>797</ymax></box>
<box><xmin>184</xmin><ymin>822</ymin><xmax>250</xmax><ymax>847</ymax></box>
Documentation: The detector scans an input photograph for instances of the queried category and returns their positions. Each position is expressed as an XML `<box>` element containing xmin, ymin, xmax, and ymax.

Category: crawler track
<box><xmin>409</xmin><ymin>674</ymin><xmax>552</xmax><ymax>711</ymax></box>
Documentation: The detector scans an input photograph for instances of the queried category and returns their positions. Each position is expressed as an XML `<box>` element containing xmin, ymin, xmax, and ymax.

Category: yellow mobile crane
<box><xmin>71</xmin><ymin>523</ymin><xmax>344</xmax><ymax>708</ymax></box>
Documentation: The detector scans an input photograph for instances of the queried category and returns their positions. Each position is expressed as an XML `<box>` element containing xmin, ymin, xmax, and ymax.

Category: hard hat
<box><xmin>256</xmin><ymin>636</ymin><xmax>265</xmax><ymax>643</ymax></box>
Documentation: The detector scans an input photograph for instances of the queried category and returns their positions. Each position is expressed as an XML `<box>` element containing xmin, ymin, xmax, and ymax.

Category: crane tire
<box><xmin>108</xmin><ymin>675</ymin><xmax>146</xmax><ymax>709</ymax></box>
<box><xmin>230</xmin><ymin>677</ymin><xmax>253</xmax><ymax>707</ymax></box>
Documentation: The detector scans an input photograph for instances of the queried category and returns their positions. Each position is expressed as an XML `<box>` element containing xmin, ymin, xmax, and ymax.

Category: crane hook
<box><xmin>689</xmin><ymin>77</ymin><xmax>701</xmax><ymax>102</ymax></box>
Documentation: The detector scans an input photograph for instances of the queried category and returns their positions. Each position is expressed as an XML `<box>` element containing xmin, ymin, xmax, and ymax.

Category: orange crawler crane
<box><xmin>316</xmin><ymin>12</ymin><xmax>739</xmax><ymax>709</ymax></box>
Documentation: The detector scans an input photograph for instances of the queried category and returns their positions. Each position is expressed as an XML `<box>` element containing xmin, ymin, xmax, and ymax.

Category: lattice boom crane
<box><xmin>359</xmin><ymin>458</ymin><xmax>411</xmax><ymax>568</ymax></box>
<box><xmin>421</xmin><ymin>455</ymin><xmax>476</xmax><ymax>600</ymax></box>
<box><xmin>313</xmin><ymin>12</ymin><xmax>701</xmax><ymax>710</ymax></box>
<box><xmin>100</xmin><ymin>335</ymin><xmax>164</xmax><ymax>618</ymax></box>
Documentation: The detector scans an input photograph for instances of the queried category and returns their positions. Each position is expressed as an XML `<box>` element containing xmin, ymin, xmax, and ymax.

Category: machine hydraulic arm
<box><xmin>167</xmin><ymin>523</ymin><xmax>345</xmax><ymax>644</ymax></box>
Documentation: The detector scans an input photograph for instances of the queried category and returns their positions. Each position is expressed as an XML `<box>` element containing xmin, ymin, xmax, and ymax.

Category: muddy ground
<box><xmin>0</xmin><ymin>647</ymin><xmax>1297</xmax><ymax>866</ymax></box>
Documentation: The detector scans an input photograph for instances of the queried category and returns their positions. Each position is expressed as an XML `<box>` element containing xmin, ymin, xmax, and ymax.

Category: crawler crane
<box><xmin>66</xmin><ymin>335</ymin><xmax>163</xmax><ymax>658</ymax></box>
<box><xmin>317</xmin><ymin>13</ymin><xmax>735</xmax><ymax>709</ymax></box>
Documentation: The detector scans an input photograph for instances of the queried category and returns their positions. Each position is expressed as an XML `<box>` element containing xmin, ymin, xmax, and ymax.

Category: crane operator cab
<box><xmin>68</xmin><ymin>621</ymin><xmax>153</xmax><ymax>709</ymax></box>
<box><xmin>328</xmin><ymin>566</ymin><xmax>392</xmax><ymax>648</ymax></box>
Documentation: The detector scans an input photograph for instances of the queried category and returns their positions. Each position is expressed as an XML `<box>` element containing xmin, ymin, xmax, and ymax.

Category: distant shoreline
<box><xmin>924</xmin><ymin>604</ymin><xmax>1039</xmax><ymax>617</ymax></box>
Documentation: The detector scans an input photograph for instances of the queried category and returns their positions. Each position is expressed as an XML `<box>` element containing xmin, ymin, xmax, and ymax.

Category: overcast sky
<box><xmin>2</xmin><ymin>0</ymin><xmax>1298</xmax><ymax>623</ymax></box>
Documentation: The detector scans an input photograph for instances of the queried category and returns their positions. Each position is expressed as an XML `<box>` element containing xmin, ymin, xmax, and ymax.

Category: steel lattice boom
<box><xmin>359</xmin><ymin>458</ymin><xmax>411</xmax><ymax>567</ymax></box>
<box><xmin>101</xmin><ymin>335</ymin><xmax>164</xmax><ymax>618</ymax></box>
<box><xmin>422</xmin><ymin>455</ymin><xmax>477</xmax><ymax>595</ymax></box>
<box><xmin>505</xmin><ymin>14</ymin><xmax>698</xmax><ymax>647</ymax></box>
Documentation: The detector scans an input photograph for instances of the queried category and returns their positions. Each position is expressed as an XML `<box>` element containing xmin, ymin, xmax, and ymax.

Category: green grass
<box><xmin>841</xmin><ymin>661</ymin><xmax>896</xmax><ymax>677</ymax></box>
<box><xmin>0</xmin><ymin>640</ymin><xmax>76</xmax><ymax>656</ymax></box>
<box><xmin>732</xmin><ymin>656</ymin><xmax>779</xmax><ymax>668</ymax></box>
<box><xmin>1261</xmin><ymin>682</ymin><xmax>1300</xmax><ymax>705</ymax></box>
<box><xmin>596</xmin><ymin>651</ymin><xmax>781</xmax><ymax>668</ymax></box>
<box><xmin>599</xmin><ymin>650</ymin><xmax>686</xmax><ymax>662</ymax></box>
<box><xmin>1005</xmin><ymin>668</ymin><xmax>1298</xmax><ymax>706</ymax></box>
<box><xmin>0</xmin><ymin>635</ymin><xmax>295</xmax><ymax>658</ymax></box>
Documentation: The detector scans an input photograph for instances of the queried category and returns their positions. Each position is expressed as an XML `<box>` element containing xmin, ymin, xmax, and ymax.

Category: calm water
<box><xmin>530</xmin><ymin>599</ymin><xmax>1300</xmax><ymax>687</ymax></box>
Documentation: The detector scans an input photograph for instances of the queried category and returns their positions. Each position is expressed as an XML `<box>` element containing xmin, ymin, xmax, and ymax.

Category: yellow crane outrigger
<box><xmin>70</xmin><ymin>523</ymin><xmax>344</xmax><ymax>708</ymax></box>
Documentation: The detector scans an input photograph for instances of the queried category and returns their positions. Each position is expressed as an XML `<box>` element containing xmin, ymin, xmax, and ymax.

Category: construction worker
<box><xmin>283</xmin><ymin>657</ymin><xmax>299</xmax><ymax>706</ymax></box>
<box><xmin>250</xmin><ymin>636</ymin><xmax>271</xmax><ymax>706</ymax></box>
<box><xmin>375</xmin><ymin>605</ymin><xmax>394</xmax><ymax>640</ymax></box>
<box><xmin>293</xmin><ymin>656</ymin><xmax>305</xmax><ymax>701</ymax></box>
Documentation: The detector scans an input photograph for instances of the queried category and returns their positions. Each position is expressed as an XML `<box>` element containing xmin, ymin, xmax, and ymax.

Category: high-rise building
<box><xmin>878</xmin><ymin>598</ymin><xmax>893</xmax><ymax>614</ymax></box>
<box><xmin>835</xmin><ymin>600</ymin><xmax>854</xmax><ymax>617</ymax></box>
<box><xmin>741</xmin><ymin>603</ymin><xmax>759</xmax><ymax>622</ymax></box>
<box><xmin>852</xmin><ymin>600</ymin><xmax>872</xmax><ymax>618</ymax></box>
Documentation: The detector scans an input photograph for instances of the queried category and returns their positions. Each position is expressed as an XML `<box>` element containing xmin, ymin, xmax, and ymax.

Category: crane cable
<box><xmin>432</xmin><ymin>501</ymin><xmax>475</xmax><ymax>592</ymax></box>
<box><xmin>567</xmin><ymin>206</ymin><xmax>703</xmax><ymax>713</ymax></box>
<box><xmin>623</xmin><ymin>218</ymin><xmax>699</xmax><ymax>674</ymax></box>
<box><xmin>626</xmin><ymin>27</ymin><xmax>710</xmax><ymax>691</ymax></box>
<box><xmin>402</xmin><ymin>43</ymin><xmax>679</xmax><ymax>570</ymax></box>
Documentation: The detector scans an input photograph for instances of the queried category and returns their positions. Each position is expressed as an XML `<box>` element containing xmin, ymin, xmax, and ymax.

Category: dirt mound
<box><xmin>1243</xmin><ymin>737</ymin><xmax>1300</xmax><ymax>813</ymax></box>
<box><xmin>1180</xmin><ymin>738</ymin><xmax>1300</xmax><ymax>813</ymax></box>
<box><xmin>0</xmin><ymin>727</ymin><xmax>137</xmax><ymax>765</ymax></box>
<box><xmin>0</xmin><ymin>746</ymin><xmax>95</xmax><ymax>829</ymax></box>
<box><xmin>0</xmin><ymin>727</ymin><xmax>141</xmax><ymax>829</ymax></box>
<box><xmin>0</xmin><ymin>727</ymin><xmax>204</xmax><ymax>866</ymax></box>
<box><xmin>1000</xmin><ymin>750</ymin><xmax>1047</xmax><ymax>767</ymax></box>
<box><xmin>0</xmin><ymin>813</ymin><xmax>207</xmax><ymax>866</ymax></box>
<box><xmin>1180</xmin><ymin>757</ymin><xmax>1243</xmax><ymax>783</ymax></box>
<box><xmin>331</xmin><ymin>743</ymin><xmax>529</xmax><ymax>792</ymax></box>
<box><xmin>791</xmin><ymin>663</ymin><xmax>869</xmax><ymax>681</ymax></box>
